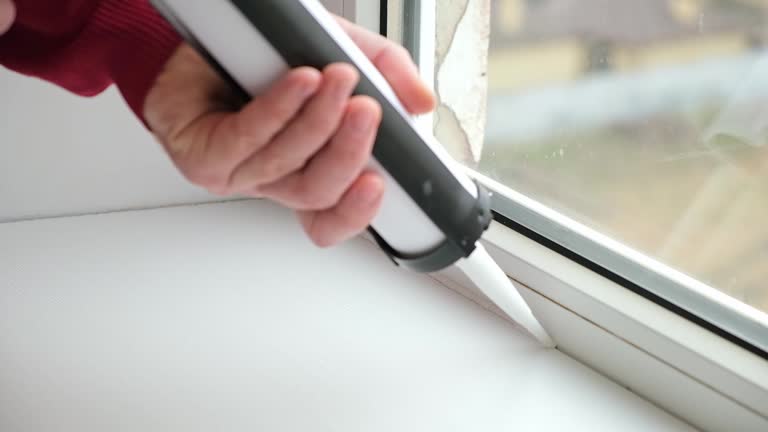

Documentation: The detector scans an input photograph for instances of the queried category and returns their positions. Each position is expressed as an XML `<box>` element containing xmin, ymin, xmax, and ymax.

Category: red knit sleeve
<box><xmin>0</xmin><ymin>0</ymin><xmax>181</xmax><ymax>126</ymax></box>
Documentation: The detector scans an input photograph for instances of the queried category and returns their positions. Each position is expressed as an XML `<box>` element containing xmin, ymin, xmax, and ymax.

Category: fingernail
<box><xmin>350</xmin><ymin>109</ymin><xmax>375</xmax><ymax>133</ymax></box>
<box><xmin>330</xmin><ymin>68</ymin><xmax>358</xmax><ymax>99</ymax></box>
<box><xmin>333</xmin><ymin>79</ymin><xmax>355</xmax><ymax>100</ymax></box>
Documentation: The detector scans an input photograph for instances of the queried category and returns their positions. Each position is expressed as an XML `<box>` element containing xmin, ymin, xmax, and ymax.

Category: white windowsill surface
<box><xmin>0</xmin><ymin>200</ymin><xmax>696</xmax><ymax>431</ymax></box>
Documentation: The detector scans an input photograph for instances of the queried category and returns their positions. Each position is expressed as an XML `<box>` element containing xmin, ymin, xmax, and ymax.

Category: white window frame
<box><xmin>377</xmin><ymin>1</ymin><xmax>768</xmax><ymax>431</ymax></box>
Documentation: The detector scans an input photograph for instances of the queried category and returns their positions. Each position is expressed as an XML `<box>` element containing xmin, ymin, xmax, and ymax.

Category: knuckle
<box><xmin>301</xmin><ymin>195</ymin><xmax>331</xmax><ymax>211</ymax></box>
<box><xmin>263</xmin><ymin>99</ymin><xmax>297</xmax><ymax>124</ymax></box>
<box><xmin>230</xmin><ymin>134</ymin><xmax>254</xmax><ymax>159</ymax></box>
<box><xmin>230</xmin><ymin>115</ymin><xmax>261</xmax><ymax>152</ymax></box>
<box><xmin>301</xmin><ymin>109</ymin><xmax>337</xmax><ymax>136</ymax></box>
<box><xmin>240</xmin><ymin>103</ymin><xmax>282</xmax><ymax>135</ymax></box>
<box><xmin>335</xmin><ymin>140</ymin><xmax>368</xmax><ymax>167</ymax></box>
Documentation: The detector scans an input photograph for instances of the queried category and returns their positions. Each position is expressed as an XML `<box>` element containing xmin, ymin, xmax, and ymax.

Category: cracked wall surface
<box><xmin>434</xmin><ymin>0</ymin><xmax>491</xmax><ymax>167</ymax></box>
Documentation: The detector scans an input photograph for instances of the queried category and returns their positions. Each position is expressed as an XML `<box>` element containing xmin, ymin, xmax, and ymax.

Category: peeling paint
<box><xmin>434</xmin><ymin>0</ymin><xmax>491</xmax><ymax>166</ymax></box>
<box><xmin>435</xmin><ymin>0</ymin><xmax>470</xmax><ymax>63</ymax></box>
<box><xmin>435</xmin><ymin>104</ymin><xmax>474</xmax><ymax>163</ymax></box>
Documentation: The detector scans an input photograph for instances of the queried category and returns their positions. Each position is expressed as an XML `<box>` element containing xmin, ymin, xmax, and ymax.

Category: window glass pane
<box><xmin>452</xmin><ymin>0</ymin><xmax>768</xmax><ymax>315</ymax></box>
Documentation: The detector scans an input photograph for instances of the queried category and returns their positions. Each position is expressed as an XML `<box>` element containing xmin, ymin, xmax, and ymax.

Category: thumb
<box><xmin>144</xmin><ymin>44</ymin><xmax>238</xmax><ymax>145</ymax></box>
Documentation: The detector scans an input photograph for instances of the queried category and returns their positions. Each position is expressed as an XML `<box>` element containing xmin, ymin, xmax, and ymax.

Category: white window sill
<box><xmin>0</xmin><ymin>200</ymin><xmax>694</xmax><ymax>431</ymax></box>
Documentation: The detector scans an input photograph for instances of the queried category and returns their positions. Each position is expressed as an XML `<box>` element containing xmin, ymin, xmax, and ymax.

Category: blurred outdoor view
<box><xmin>480</xmin><ymin>0</ymin><xmax>768</xmax><ymax>313</ymax></box>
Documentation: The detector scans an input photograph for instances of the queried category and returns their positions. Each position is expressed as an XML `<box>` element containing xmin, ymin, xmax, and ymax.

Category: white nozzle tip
<box><xmin>528</xmin><ymin>323</ymin><xmax>557</xmax><ymax>349</ymax></box>
<box><xmin>458</xmin><ymin>244</ymin><xmax>557</xmax><ymax>349</ymax></box>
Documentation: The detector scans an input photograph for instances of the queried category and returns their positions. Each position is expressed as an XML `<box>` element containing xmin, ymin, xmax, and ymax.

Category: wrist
<box><xmin>94</xmin><ymin>0</ymin><xmax>182</xmax><ymax>125</ymax></box>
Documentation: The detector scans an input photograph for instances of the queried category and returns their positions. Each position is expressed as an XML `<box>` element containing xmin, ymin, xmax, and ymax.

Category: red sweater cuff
<box><xmin>0</xmin><ymin>1</ymin><xmax>182</xmax><ymax>127</ymax></box>
<box><xmin>94</xmin><ymin>1</ymin><xmax>181</xmax><ymax>125</ymax></box>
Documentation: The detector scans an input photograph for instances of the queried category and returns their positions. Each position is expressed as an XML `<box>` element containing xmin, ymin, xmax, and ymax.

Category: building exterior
<box><xmin>488</xmin><ymin>0</ymin><xmax>767</xmax><ymax>92</ymax></box>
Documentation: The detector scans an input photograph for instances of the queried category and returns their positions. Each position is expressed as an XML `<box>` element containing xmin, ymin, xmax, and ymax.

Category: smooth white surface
<box><xmin>0</xmin><ymin>73</ymin><xmax>216</xmax><ymax>222</ymax></box>
<box><xmin>0</xmin><ymin>200</ymin><xmax>696</xmax><ymax>432</ymax></box>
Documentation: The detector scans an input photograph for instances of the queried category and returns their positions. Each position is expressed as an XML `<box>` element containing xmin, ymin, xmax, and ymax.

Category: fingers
<box><xmin>150</xmin><ymin>63</ymin><xmax>322</xmax><ymax>193</ymax></box>
<box><xmin>229</xmin><ymin>64</ymin><xmax>359</xmax><ymax>192</ymax></box>
<box><xmin>256</xmin><ymin>95</ymin><xmax>382</xmax><ymax>210</ymax></box>
<box><xmin>232</xmin><ymin>66</ymin><xmax>323</xmax><ymax>154</ymax></box>
<box><xmin>335</xmin><ymin>16</ymin><xmax>436</xmax><ymax>114</ymax></box>
<box><xmin>298</xmin><ymin>171</ymin><xmax>385</xmax><ymax>248</ymax></box>
<box><xmin>147</xmin><ymin>21</ymin><xmax>413</xmax><ymax>249</ymax></box>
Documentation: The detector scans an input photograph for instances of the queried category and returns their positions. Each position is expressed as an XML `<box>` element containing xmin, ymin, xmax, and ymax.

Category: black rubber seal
<box><xmin>379</xmin><ymin>0</ymin><xmax>388</xmax><ymax>36</ymax></box>
<box><xmin>492</xmin><ymin>210</ymin><xmax>768</xmax><ymax>360</ymax></box>
<box><xmin>370</xmin><ymin>179</ymin><xmax>492</xmax><ymax>272</ymax></box>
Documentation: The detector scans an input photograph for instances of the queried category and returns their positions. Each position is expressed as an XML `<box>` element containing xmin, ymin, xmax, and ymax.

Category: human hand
<box><xmin>144</xmin><ymin>16</ymin><xmax>435</xmax><ymax>247</ymax></box>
